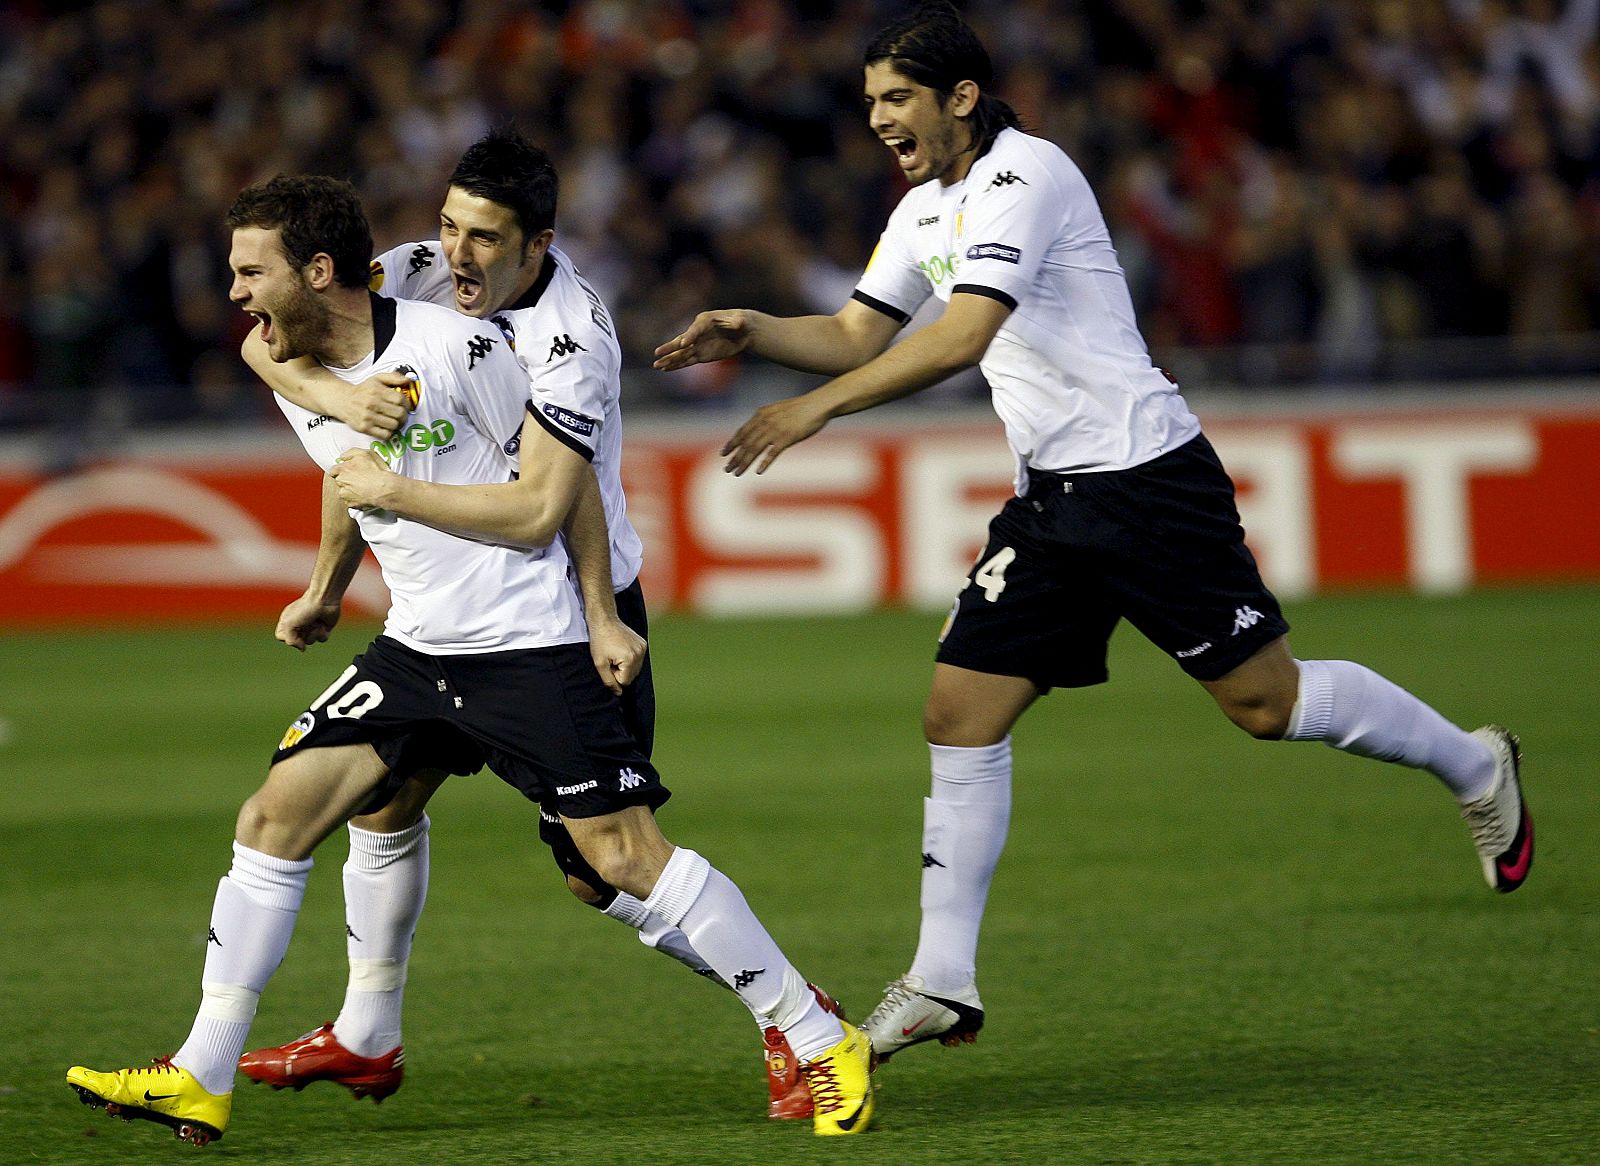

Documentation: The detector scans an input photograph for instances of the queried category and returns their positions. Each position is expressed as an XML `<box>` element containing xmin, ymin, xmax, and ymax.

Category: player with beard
<box><xmin>237</xmin><ymin>131</ymin><xmax>838</xmax><ymax>1123</ymax></box>
<box><xmin>66</xmin><ymin>175</ymin><xmax>874</xmax><ymax>1144</ymax></box>
<box><xmin>656</xmin><ymin>1</ymin><xmax>1530</xmax><ymax>1065</ymax></box>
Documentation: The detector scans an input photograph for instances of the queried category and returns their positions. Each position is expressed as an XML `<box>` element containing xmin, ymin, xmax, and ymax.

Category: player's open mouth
<box><xmin>248</xmin><ymin>310</ymin><xmax>273</xmax><ymax>344</ymax></box>
<box><xmin>453</xmin><ymin>272</ymin><xmax>483</xmax><ymax>311</ymax></box>
<box><xmin>885</xmin><ymin>135</ymin><xmax>919</xmax><ymax>169</ymax></box>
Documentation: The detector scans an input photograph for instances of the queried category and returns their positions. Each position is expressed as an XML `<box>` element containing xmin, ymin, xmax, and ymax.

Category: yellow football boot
<box><xmin>67</xmin><ymin>1057</ymin><xmax>231</xmax><ymax>1147</ymax></box>
<box><xmin>799</xmin><ymin>1020</ymin><xmax>875</xmax><ymax>1136</ymax></box>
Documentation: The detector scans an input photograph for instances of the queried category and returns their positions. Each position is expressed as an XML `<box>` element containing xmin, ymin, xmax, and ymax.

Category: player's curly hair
<box><xmin>448</xmin><ymin>128</ymin><xmax>559</xmax><ymax>243</ymax></box>
<box><xmin>225</xmin><ymin>175</ymin><xmax>374</xmax><ymax>288</ymax></box>
<box><xmin>864</xmin><ymin>1</ymin><xmax>1022</xmax><ymax>157</ymax></box>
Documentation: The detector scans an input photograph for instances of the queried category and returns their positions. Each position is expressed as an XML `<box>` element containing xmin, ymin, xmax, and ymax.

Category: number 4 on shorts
<box><xmin>973</xmin><ymin>546</ymin><xmax>1015</xmax><ymax>602</ymax></box>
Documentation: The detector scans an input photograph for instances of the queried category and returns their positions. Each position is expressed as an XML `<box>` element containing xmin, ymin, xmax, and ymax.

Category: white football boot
<box><xmin>859</xmin><ymin>973</ymin><xmax>983</xmax><ymax>1062</ymax></box>
<box><xmin>1461</xmin><ymin>725</ymin><xmax>1532</xmax><ymax>893</ymax></box>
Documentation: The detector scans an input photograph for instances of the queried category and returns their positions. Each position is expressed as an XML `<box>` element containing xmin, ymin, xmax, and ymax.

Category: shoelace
<box><xmin>800</xmin><ymin>1057</ymin><xmax>844</xmax><ymax>1114</ymax></box>
<box><xmin>1462</xmin><ymin>793</ymin><xmax>1510</xmax><ymax>852</ymax></box>
<box><xmin>128</xmin><ymin>1056</ymin><xmax>178</xmax><ymax>1076</ymax></box>
<box><xmin>862</xmin><ymin>977</ymin><xmax>921</xmax><ymax>1031</ymax></box>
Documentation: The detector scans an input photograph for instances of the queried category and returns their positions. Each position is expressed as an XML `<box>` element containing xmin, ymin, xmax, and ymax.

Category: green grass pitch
<box><xmin>1</xmin><ymin>588</ymin><xmax>1596</xmax><ymax>1164</ymax></box>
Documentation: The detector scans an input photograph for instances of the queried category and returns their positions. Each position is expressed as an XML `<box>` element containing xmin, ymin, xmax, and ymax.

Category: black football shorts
<box><xmin>272</xmin><ymin>630</ymin><xmax>669</xmax><ymax>820</ymax></box>
<box><xmin>935</xmin><ymin>433</ymin><xmax>1289</xmax><ymax>690</ymax></box>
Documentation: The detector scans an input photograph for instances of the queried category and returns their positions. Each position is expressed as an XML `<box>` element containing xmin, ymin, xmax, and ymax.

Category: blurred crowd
<box><xmin>2</xmin><ymin>0</ymin><xmax>1599</xmax><ymax>428</ymax></box>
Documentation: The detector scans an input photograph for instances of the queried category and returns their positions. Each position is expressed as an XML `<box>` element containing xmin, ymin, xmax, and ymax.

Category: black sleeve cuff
<box><xmin>850</xmin><ymin>289</ymin><xmax>911</xmax><ymax>325</ymax></box>
<box><xmin>951</xmin><ymin>283</ymin><xmax>1018</xmax><ymax>311</ymax></box>
<box><xmin>526</xmin><ymin>402</ymin><xmax>596</xmax><ymax>461</ymax></box>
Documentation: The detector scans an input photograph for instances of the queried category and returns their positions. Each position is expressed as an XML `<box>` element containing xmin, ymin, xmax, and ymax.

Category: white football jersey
<box><xmin>854</xmin><ymin>127</ymin><xmax>1201</xmax><ymax>489</ymax></box>
<box><xmin>274</xmin><ymin>295</ymin><xmax>586</xmax><ymax>654</ymax></box>
<box><xmin>370</xmin><ymin>239</ymin><xmax>642</xmax><ymax>590</ymax></box>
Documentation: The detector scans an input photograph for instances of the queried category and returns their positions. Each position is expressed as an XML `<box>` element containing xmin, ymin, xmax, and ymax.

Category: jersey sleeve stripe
<box><xmin>850</xmin><ymin>289</ymin><xmax>912</xmax><ymax>324</ymax></box>
<box><xmin>526</xmin><ymin>402</ymin><xmax>596</xmax><ymax>461</ymax></box>
<box><xmin>950</xmin><ymin>283</ymin><xmax>1019</xmax><ymax>311</ymax></box>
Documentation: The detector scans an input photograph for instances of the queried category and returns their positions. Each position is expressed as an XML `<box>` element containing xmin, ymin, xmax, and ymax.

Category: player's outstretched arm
<box><xmin>241</xmin><ymin>329</ymin><xmax>411</xmax><ymax>439</ymax></box>
<box><xmin>276</xmin><ymin>475</ymin><xmax>367</xmax><ymax>651</ymax></box>
<box><xmin>329</xmin><ymin>412</ymin><xmax>589</xmax><ymax>550</ymax></box>
<box><xmin>653</xmin><ymin>301</ymin><xmax>903</xmax><ymax>377</ymax></box>
<box><xmin>721</xmin><ymin>292</ymin><xmax>1012</xmax><ymax>475</ymax></box>
<box><xmin>564</xmin><ymin>466</ymin><xmax>646</xmax><ymax>695</ymax></box>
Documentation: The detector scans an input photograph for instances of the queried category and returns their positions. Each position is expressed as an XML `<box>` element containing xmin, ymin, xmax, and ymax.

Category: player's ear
<box><xmin>949</xmin><ymin>80</ymin><xmax>979</xmax><ymax>119</ymax></box>
<box><xmin>303</xmin><ymin>252</ymin><xmax>337</xmax><ymax>291</ymax></box>
<box><xmin>524</xmin><ymin>228</ymin><xmax>554</xmax><ymax>265</ymax></box>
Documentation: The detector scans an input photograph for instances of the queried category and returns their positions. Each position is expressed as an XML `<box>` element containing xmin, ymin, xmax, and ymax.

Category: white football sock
<box><xmin>330</xmin><ymin>816</ymin><xmax>429</xmax><ymax>1057</ymax></box>
<box><xmin>908</xmin><ymin>738</ymin><xmax>1012</xmax><ymax>995</ymax></box>
<box><xmin>644</xmin><ymin>848</ymin><xmax>842</xmax><ymax>1059</ymax></box>
<box><xmin>1286</xmin><ymin>659</ymin><xmax>1495</xmax><ymax>800</ymax></box>
<box><xmin>173</xmin><ymin>843</ymin><xmax>312</xmax><ymax>1095</ymax></box>
<box><xmin>603</xmin><ymin>891</ymin><xmax>729</xmax><ymax>989</ymax></box>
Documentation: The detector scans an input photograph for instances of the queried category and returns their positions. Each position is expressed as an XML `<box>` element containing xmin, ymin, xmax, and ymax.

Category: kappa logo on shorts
<box><xmin>618</xmin><ymin>767</ymin><xmax>645</xmax><ymax>790</ymax></box>
<box><xmin>1177</xmin><ymin>642</ymin><xmax>1212</xmax><ymax>658</ymax></box>
<box><xmin>278</xmin><ymin>712</ymin><xmax>314</xmax><ymax>751</ymax></box>
<box><xmin>556</xmin><ymin>780</ymin><xmax>599</xmax><ymax>796</ymax></box>
<box><xmin>1231</xmin><ymin>606</ymin><xmax>1264</xmax><ymax>635</ymax></box>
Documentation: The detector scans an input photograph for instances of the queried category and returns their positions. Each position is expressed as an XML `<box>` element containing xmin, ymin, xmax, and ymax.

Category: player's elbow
<box><xmin>508</xmin><ymin>511</ymin><xmax>563</xmax><ymax>549</ymax></box>
<box><xmin>504</xmin><ymin>494</ymin><xmax>567</xmax><ymax>549</ymax></box>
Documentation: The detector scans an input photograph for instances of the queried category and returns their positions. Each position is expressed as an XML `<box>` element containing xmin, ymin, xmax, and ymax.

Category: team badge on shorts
<box><xmin>278</xmin><ymin>712</ymin><xmax>314</xmax><ymax>751</ymax></box>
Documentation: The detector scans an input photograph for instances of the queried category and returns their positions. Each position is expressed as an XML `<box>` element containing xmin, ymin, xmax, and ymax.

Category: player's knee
<box><xmin>566</xmin><ymin>874</ymin><xmax>607</xmax><ymax>906</ymax></box>
<box><xmin>234</xmin><ymin>789</ymin><xmax>314</xmax><ymax>857</ymax></box>
<box><xmin>1221</xmin><ymin>695</ymin><xmax>1293</xmax><ymax>740</ymax></box>
<box><xmin>923</xmin><ymin>698</ymin><xmax>975</xmax><ymax>746</ymax></box>
<box><xmin>234</xmin><ymin>793</ymin><xmax>272</xmax><ymax>844</ymax></box>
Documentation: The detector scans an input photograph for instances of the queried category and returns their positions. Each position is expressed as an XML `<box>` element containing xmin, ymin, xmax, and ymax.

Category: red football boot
<box><xmin>765</xmin><ymin>983</ymin><xmax>844</xmax><ymax>1120</ymax></box>
<box><xmin>238</xmin><ymin>1023</ymin><xmax>404</xmax><ymax>1103</ymax></box>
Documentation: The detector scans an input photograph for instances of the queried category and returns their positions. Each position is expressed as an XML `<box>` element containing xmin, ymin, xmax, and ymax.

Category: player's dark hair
<box><xmin>864</xmin><ymin>1</ymin><xmax>1022</xmax><ymax>157</ymax></box>
<box><xmin>448</xmin><ymin>128</ymin><xmax>559</xmax><ymax>242</ymax></box>
<box><xmin>225</xmin><ymin>175</ymin><xmax>374</xmax><ymax>288</ymax></box>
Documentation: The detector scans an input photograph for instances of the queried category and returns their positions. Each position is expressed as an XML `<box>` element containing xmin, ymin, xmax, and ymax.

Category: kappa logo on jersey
<box><xmin>466</xmin><ymin>334</ymin><xmax>498</xmax><ymax>369</ymax></box>
<box><xmin>1230</xmin><ymin>606</ymin><xmax>1263</xmax><ymax>635</ymax></box>
<box><xmin>541</xmin><ymin>402</ymin><xmax>597</xmax><ymax>437</ymax></box>
<box><xmin>367</xmin><ymin>260</ymin><xmax>385</xmax><ymax>293</ymax></box>
<box><xmin>392</xmin><ymin>364</ymin><xmax>422</xmax><ymax>412</ymax></box>
<box><xmin>305</xmin><ymin>414</ymin><xmax>335</xmax><ymax>430</ymax></box>
<box><xmin>618</xmin><ymin>767</ymin><xmax>645</xmax><ymax>790</ymax></box>
<box><xmin>278</xmin><ymin>712</ymin><xmax>314</xmax><ymax>751</ymax></box>
<box><xmin>408</xmin><ymin>244</ymin><xmax>433</xmax><ymax>275</ymax></box>
<box><xmin>917</xmin><ymin>214</ymin><xmax>941</xmax><ymax>226</ymax></box>
<box><xmin>966</xmin><ymin>242</ymin><xmax>1022</xmax><ymax>264</ymax></box>
<box><xmin>987</xmin><ymin>170</ymin><xmax>1028</xmax><ymax>189</ymax></box>
<box><xmin>547</xmin><ymin>333</ymin><xmax>587</xmax><ymax>361</ymax></box>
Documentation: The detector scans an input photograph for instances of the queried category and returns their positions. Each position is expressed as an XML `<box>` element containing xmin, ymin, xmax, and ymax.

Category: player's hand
<box><xmin>335</xmin><ymin>372</ymin><xmax>413</xmax><ymax>439</ymax></box>
<box><xmin>653</xmin><ymin>310</ymin><xmax>751</xmax><ymax>371</ymax></box>
<box><xmin>329</xmin><ymin>448</ymin><xmax>397</xmax><ymax>512</ymax></box>
<box><xmin>720</xmin><ymin>394</ymin><xmax>830</xmax><ymax>475</ymax></box>
<box><xmin>276</xmin><ymin>594</ymin><xmax>341</xmax><ymax>651</ymax></box>
<box><xmin>586</xmin><ymin>615</ymin><xmax>647</xmax><ymax>696</ymax></box>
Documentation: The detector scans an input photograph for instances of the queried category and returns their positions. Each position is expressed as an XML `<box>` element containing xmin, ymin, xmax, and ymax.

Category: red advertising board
<box><xmin>2</xmin><ymin>401</ymin><xmax>1597</xmax><ymax>626</ymax></box>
